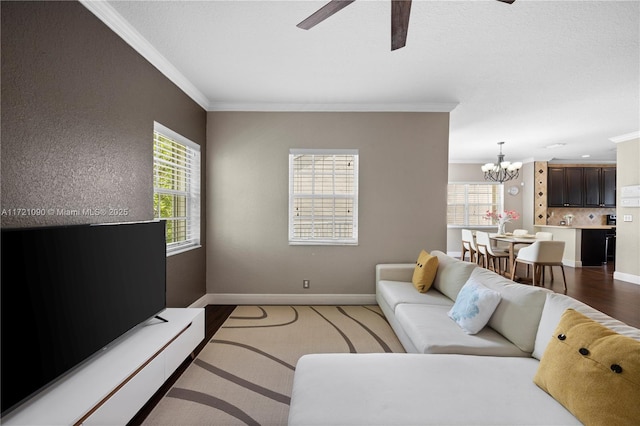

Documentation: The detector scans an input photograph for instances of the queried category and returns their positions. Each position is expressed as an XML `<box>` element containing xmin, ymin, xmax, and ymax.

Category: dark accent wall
<box><xmin>1</xmin><ymin>1</ymin><xmax>207</xmax><ymax>307</ymax></box>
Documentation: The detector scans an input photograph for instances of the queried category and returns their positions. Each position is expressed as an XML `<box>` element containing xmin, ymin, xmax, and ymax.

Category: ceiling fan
<box><xmin>297</xmin><ymin>0</ymin><xmax>516</xmax><ymax>51</ymax></box>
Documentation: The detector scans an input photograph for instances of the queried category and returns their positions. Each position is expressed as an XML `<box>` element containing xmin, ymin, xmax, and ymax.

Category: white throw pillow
<box><xmin>447</xmin><ymin>278</ymin><xmax>502</xmax><ymax>334</ymax></box>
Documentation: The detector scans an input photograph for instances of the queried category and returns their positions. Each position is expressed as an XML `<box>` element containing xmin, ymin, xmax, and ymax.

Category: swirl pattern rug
<box><xmin>142</xmin><ymin>305</ymin><xmax>404</xmax><ymax>425</ymax></box>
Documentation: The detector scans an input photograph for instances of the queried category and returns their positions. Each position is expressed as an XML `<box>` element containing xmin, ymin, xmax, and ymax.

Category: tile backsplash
<box><xmin>547</xmin><ymin>208</ymin><xmax>615</xmax><ymax>226</ymax></box>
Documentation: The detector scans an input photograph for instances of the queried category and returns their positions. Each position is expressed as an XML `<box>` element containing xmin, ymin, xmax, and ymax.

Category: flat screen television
<box><xmin>1</xmin><ymin>221</ymin><xmax>166</xmax><ymax>416</ymax></box>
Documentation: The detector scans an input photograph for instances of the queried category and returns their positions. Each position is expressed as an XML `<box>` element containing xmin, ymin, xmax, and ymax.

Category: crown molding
<box><xmin>609</xmin><ymin>131</ymin><xmax>640</xmax><ymax>143</ymax></box>
<box><xmin>78</xmin><ymin>2</ymin><xmax>458</xmax><ymax>114</ymax></box>
<box><xmin>79</xmin><ymin>0</ymin><xmax>210</xmax><ymax>110</ymax></box>
<box><xmin>208</xmin><ymin>102</ymin><xmax>459</xmax><ymax>113</ymax></box>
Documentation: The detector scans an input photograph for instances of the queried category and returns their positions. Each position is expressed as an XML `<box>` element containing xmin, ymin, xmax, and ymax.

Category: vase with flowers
<box><xmin>485</xmin><ymin>210</ymin><xmax>520</xmax><ymax>235</ymax></box>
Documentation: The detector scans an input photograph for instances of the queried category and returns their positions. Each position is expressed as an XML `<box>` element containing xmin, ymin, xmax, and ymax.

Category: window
<box><xmin>153</xmin><ymin>122</ymin><xmax>201</xmax><ymax>255</ymax></box>
<box><xmin>289</xmin><ymin>149</ymin><xmax>358</xmax><ymax>245</ymax></box>
<box><xmin>447</xmin><ymin>183</ymin><xmax>503</xmax><ymax>226</ymax></box>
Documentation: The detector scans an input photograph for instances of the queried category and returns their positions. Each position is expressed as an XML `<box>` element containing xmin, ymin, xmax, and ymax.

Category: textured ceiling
<box><xmin>94</xmin><ymin>0</ymin><xmax>640</xmax><ymax>163</ymax></box>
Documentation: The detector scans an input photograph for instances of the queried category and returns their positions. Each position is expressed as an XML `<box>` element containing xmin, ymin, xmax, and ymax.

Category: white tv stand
<box><xmin>3</xmin><ymin>308</ymin><xmax>205</xmax><ymax>425</ymax></box>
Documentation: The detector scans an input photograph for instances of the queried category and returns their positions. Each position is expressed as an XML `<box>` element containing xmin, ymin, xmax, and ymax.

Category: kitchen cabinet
<box><xmin>548</xmin><ymin>167</ymin><xmax>584</xmax><ymax>207</ymax></box>
<box><xmin>581</xmin><ymin>229</ymin><xmax>608</xmax><ymax>266</ymax></box>
<box><xmin>548</xmin><ymin>166</ymin><xmax>616</xmax><ymax>208</ymax></box>
<box><xmin>584</xmin><ymin>167</ymin><xmax>616</xmax><ymax>207</ymax></box>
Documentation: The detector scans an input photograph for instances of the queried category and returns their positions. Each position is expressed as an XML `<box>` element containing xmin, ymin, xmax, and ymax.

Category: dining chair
<box><xmin>475</xmin><ymin>231</ymin><xmax>509</xmax><ymax>275</ymax></box>
<box><xmin>534</xmin><ymin>231</ymin><xmax>555</xmax><ymax>279</ymax></box>
<box><xmin>461</xmin><ymin>229</ymin><xmax>476</xmax><ymax>263</ymax></box>
<box><xmin>511</xmin><ymin>241</ymin><xmax>566</xmax><ymax>290</ymax></box>
<box><xmin>511</xmin><ymin>229</ymin><xmax>531</xmax><ymax>257</ymax></box>
<box><xmin>535</xmin><ymin>232</ymin><xmax>554</xmax><ymax>240</ymax></box>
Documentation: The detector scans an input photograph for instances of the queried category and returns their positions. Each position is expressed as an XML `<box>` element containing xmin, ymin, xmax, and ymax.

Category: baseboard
<box><xmin>198</xmin><ymin>293</ymin><xmax>377</xmax><ymax>305</ymax></box>
<box><xmin>187</xmin><ymin>294</ymin><xmax>211</xmax><ymax>309</ymax></box>
<box><xmin>562</xmin><ymin>259</ymin><xmax>581</xmax><ymax>268</ymax></box>
<box><xmin>613</xmin><ymin>271</ymin><xmax>640</xmax><ymax>285</ymax></box>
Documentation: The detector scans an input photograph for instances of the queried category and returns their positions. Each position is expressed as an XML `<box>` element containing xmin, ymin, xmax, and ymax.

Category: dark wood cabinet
<box><xmin>584</xmin><ymin>167</ymin><xmax>616</xmax><ymax>207</ymax></box>
<box><xmin>548</xmin><ymin>168</ymin><xmax>564</xmax><ymax>207</ymax></box>
<box><xmin>602</xmin><ymin>167</ymin><xmax>616</xmax><ymax>206</ymax></box>
<box><xmin>581</xmin><ymin>229</ymin><xmax>607</xmax><ymax>266</ymax></box>
<box><xmin>549</xmin><ymin>166</ymin><xmax>616</xmax><ymax>208</ymax></box>
<box><xmin>548</xmin><ymin>167</ymin><xmax>584</xmax><ymax>207</ymax></box>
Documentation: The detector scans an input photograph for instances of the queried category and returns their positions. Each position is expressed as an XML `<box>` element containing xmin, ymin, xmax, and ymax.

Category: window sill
<box><xmin>289</xmin><ymin>241</ymin><xmax>359</xmax><ymax>246</ymax></box>
<box><xmin>167</xmin><ymin>244</ymin><xmax>202</xmax><ymax>257</ymax></box>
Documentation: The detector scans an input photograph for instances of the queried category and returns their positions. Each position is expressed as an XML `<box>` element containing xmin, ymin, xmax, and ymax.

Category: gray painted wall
<box><xmin>616</xmin><ymin>138</ymin><xmax>640</xmax><ymax>280</ymax></box>
<box><xmin>207</xmin><ymin>112</ymin><xmax>449</xmax><ymax>296</ymax></box>
<box><xmin>1</xmin><ymin>1</ymin><xmax>207</xmax><ymax>307</ymax></box>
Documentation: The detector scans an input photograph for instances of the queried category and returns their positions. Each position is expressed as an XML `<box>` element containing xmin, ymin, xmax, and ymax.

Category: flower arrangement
<box><xmin>485</xmin><ymin>210</ymin><xmax>520</xmax><ymax>234</ymax></box>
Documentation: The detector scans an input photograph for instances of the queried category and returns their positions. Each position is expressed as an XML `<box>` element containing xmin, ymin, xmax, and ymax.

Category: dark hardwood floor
<box><xmin>128</xmin><ymin>265</ymin><xmax>639</xmax><ymax>424</ymax></box>
<box><xmin>515</xmin><ymin>263</ymin><xmax>640</xmax><ymax>328</ymax></box>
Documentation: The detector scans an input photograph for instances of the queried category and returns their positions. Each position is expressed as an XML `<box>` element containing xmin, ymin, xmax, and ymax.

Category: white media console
<box><xmin>3</xmin><ymin>308</ymin><xmax>205</xmax><ymax>425</ymax></box>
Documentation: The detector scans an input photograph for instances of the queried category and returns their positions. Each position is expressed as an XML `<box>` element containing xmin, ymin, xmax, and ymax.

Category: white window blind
<box><xmin>447</xmin><ymin>183</ymin><xmax>503</xmax><ymax>226</ymax></box>
<box><xmin>289</xmin><ymin>149</ymin><xmax>359</xmax><ymax>245</ymax></box>
<box><xmin>153</xmin><ymin>122</ymin><xmax>201</xmax><ymax>255</ymax></box>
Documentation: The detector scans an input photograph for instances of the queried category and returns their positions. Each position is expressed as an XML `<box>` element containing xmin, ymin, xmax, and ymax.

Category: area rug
<box><xmin>142</xmin><ymin>305</ymin><xmax>404</xmax><ymax>425</ymax></box>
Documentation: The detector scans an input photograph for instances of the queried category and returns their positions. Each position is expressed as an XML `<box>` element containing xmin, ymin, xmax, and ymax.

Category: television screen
<box><xmin>1</xmin><ymin>221</ymin><xmax>166</xmax><ymax>416</ymax></box>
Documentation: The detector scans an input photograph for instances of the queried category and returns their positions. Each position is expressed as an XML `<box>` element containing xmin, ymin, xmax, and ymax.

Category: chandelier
<box><xmin>481</xmin><ymin>142</ymin><xmax>522</xmax><ymax>183</ymax></box>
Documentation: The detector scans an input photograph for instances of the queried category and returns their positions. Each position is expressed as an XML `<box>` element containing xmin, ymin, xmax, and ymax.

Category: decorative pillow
<box><xmin>534</xmin><ymin>309</ymin><xmax>640</xmax><ymax>425</ymax></box>
<box><xmin>411</xmin><ymin>250</ymin><xmax>438</xmax><ymax>293</ymax></box>
<box><xmin>447</xmin><ymin>278</ymin><xmax>501</xmax><ymax>334</ymax></box>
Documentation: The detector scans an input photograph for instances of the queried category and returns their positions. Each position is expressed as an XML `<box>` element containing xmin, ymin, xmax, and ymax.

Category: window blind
<box><xmin>447</xmin><ymin>183</ymin><xmax>502</xmax><ymax>226</ymax></box>
<box><xmin>289</xmin><ymin>149</ymin><xmax>359</xmax><ymax>245</ymax></box>
<box><xmin>153</xmin><ymin>122</ymin><xmax>201</xmax><ymax>254</ymax></box>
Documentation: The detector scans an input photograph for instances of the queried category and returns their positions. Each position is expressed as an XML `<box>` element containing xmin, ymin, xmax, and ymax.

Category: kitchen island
<box><xmin>534</xmin><ymin>225</ymin><xmax>616</xmax><ymax>267</ymax></box>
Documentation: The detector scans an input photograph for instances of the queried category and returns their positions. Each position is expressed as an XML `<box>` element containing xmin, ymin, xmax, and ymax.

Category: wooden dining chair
<box><xmin>475</xmin><ymin>231</ymin><xmax>509</xmax><ymax>275</ymax></box>
<box><xmin>511</xmin><ymin>241</ymin><xmax>567</xmax><ymax>290</ymax></box>
<box><xmin>461</xmin><ymin>229</ymin><xmax>476</xmax><ymax>263</ymax></box>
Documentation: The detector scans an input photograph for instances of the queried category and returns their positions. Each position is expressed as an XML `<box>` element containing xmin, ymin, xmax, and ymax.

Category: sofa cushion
<box><xmin>470</xmin><ymin>267</ymin><xmax>549</xmax><ymax>354</ymax></box>
<box><xmin>532</xmin><ymin>292</ymin><xmax>640</xmax><ymax>360</ymax></box>
<box><xmin>430</xmin><ymin>250</ymin><xmax>477</xmax><ymax>301</ymax></box>
<box><xmin>377</xmin><ymin>280</ymin><xmax>453</xmax><ymax>312</ymax></box>
<box><xmin>395</xmin><ymin>303</ymin><xmax>528</xmax><ymax>356</ymax></box>
<box><xmin>411</xmin><ymin>250</ymin><xmax>438</xmax><ymax>292</ymax></box>
<box><xmin>447</xmin><ymin>278</ymin><xmax>502</xmax><ymax>334</ymax></box>
<box><xmin>534</xmin><ymin>309</ymin><xmax>640</xmax><ymax>425</ymax></box>
<box><xmin>289</xmin><ymin>353</ymin><xmax>581</xmax><ymax>426</ymax></box>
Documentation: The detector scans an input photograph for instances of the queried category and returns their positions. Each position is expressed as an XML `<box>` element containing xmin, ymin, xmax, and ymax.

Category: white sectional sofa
<box><xmin>289</xmin><ymin>251</ymin><xmax>640</xmax><ymax>425</ymax></box>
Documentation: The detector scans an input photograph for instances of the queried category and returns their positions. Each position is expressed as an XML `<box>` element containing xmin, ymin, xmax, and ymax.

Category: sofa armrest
<box><xmin>376</xmin><ymin>263</ymin><xmax>415</xmax><ymax>286</ymax></box>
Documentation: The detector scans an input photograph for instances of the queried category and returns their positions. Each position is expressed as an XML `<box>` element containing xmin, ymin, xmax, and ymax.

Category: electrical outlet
<box><xmin>303</xmin><ymin>279</ymin><xmax>310</xmax><ymax>289</ymax></box>
<box><xmin>623</xmin><ymin>214</ymin><xmax>633</xmax><ymax>222</ymax></box>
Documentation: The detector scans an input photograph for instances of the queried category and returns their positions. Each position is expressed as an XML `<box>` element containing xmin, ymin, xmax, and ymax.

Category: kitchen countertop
<box><xmin>535</xmin><ymin>225</ymin><xmax>615</xmax><ymax>230</ymax></box>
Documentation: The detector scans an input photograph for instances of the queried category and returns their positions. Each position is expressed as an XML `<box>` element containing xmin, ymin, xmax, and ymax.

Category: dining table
<box><xmin>489</xmin><ymin>233</ymin><xmax>538</xmax><ymax>276</ymax></box>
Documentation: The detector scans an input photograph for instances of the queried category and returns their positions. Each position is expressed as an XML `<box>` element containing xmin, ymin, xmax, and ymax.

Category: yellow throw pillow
<box><xmin>533</xmin><ymin>309</ymin><xmax>640</xmax><ymax>425</ymax></box>
<box><xmin>411</xmin><ymin>250</ymin><xmax>438</xmax><ymax>293</ymax></box>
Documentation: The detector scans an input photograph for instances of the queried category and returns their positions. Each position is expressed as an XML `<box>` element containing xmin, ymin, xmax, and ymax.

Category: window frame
<box><xmin>288</xmin><ymin>148</ymin><xmax>359</xmax><ymax>246</ymax></box>
<box><xmin>447</xmin><ymin>182</ymin><xmax>504</xmax><ymax>228</ymax></box>
<box><xmin>153</xmin><ymin>122</ymin><xmax>201</xmax><ymax>256</ymax></box>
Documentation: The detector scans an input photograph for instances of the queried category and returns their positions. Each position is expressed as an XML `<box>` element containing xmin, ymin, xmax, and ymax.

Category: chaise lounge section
<box><xmin>289</xmin><ymin>251</ymin><xmax>640</xmax><ymax>425</ymax></box>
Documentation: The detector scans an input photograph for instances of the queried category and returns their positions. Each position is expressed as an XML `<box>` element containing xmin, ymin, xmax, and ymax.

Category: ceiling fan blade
<box><xmin>297</xmin><ymin>0</ymin><xmax>356</xmax><ymax>30</ymax></box>
<box><xmin>391</xmin><ymin>0</ymin><xmax>412</xmax><ymax>51</ymax></box>
<box><xmin>496</xmin><ymin>0</ymin><xmax>516</xmax><ymax>4</ymax></box>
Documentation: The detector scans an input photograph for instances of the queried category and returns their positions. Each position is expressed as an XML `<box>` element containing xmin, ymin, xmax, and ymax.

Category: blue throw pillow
<box><xmin>448</xmin><ymin>278</ymin><xmax>502</xmax><ymax>334</ymax></box>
